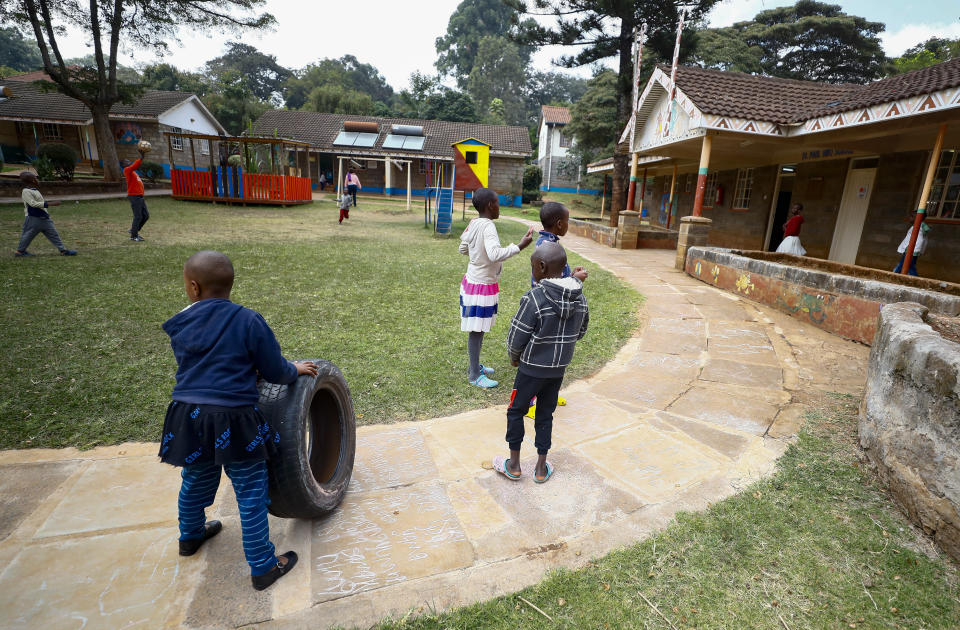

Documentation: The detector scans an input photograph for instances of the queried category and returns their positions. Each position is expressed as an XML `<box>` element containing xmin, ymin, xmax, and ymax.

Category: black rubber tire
<box><xmin>258</xmin><ymin>359</ymin><xmax>356</xmax><ymax>519</ymax></box>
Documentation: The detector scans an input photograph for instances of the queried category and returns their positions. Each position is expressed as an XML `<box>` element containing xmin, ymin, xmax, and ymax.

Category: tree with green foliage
<box><xmin>0</xmin><ymin>0</ymin><xmax>273</xmax><ymax>182</ymax></box>
<box><xmin>301</xmin><ymin>83</ymin><xmax>375</xmax><ymax>116</ymax></box>
<box><xmin>423</xmin><ymin>89</ymin><xmax>477</xmax><ymax>123</ymax></box>
<box><xmin>202</xmin><ymin>70</ymin><xmax>269</xmax><ymax>135</ymax></box>
<box><xmin>0</xmin><ymin>26</ymin><xmax>41</xmax><ymax>72</ymax></box>
<box><xmin>397</xmin><ymin>71</ymin><xmax>440</xmax><ymax>119</ymax></box>
<box><xmin>692</xmin><ymin>1</ymin><xmax>889</xmax><ymax>83</ymax></box>
<box><xmin>140</xmin><ymin>63</ymin><xmax>208</xmax><ymax>95</ymax></box>
<box><xmin>283</xmin><ymin>55</ymin><xmax>393</xmax><ymax>110</ymax></box>
<box><xmin>891</xmin><ymin>37</ymin><xmax>960</xmax><ymax>74</ymax></box>
<box><xmin>436</xmin><ymin>0</ymin><xmax>533</xmax><ymax>87</ymax></box>
<box><xmin>512</xmin><ymin>0</ymin><xmax>720</xmax><ymax>225</ymax></box>
<box><xmin>205</xmin><ymin>42</ymin><xmax>290</xmax><ymax>105</ymax></box>
<box><xmin>522</xmin><ymin>69</ymin><xmax>589</xmax><ymax>128</ymax></box>
<box><xmin>467</xmin><ymin>35</ymin><xmax>528</xmax><ymax>125</ymax></box>
<box><xmin>565</xmin><ymin>69</ymin><xmax>619</xmax><ymax>168</ymax></box>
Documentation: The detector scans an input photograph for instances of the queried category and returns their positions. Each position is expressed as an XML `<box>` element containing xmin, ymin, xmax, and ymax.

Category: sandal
<box><xmin>534</xmin><ymin>461</ymin><xmax>554</xmax><ymax>484</ymax></box>
<box><xmin>492</xmin><ymin>455</ymin><xmax>521</xmax><ymax>480</ymax></box>
<box><xmin>470</xmin><ymin>374</ymin><xmax>498</xmax><ymax>389</ymax></box>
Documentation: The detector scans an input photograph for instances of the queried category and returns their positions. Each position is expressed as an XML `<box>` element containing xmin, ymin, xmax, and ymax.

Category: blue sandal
<box><xmin>471</xmin><ymin>374</ymin><xmax>499</xmax><ymax>388</ymax></box>
<box><xmin>534</xmin><ymin>461</ymin><xmax>554</xmax><ymax>484</ymax></box>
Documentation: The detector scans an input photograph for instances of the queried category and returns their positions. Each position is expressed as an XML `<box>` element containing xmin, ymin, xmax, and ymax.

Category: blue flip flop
<box><xmin>534</xmin><ymin>461</ymin><xmax>554</xmax><ymax>484</ymax></box>
<box><xmin>493</xmin><ymin>455</ymin><xmax>521</xmax><ymax>480</ymax></box>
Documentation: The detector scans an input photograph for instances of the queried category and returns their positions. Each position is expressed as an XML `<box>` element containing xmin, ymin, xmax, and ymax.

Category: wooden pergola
<box><xmin>165</xmin><ymin>132</ymin><xmax>313</xmax><ymax>206</ymax></box>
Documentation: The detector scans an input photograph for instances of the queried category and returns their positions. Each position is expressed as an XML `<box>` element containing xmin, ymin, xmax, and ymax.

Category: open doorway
<box><xmin>765</xmin><ymin>165</ymin><xmax>796</xmax><ymax>251</ymax></box>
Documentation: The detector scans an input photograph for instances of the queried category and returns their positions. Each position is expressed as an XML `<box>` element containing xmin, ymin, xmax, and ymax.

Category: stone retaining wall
<box><xmin>568</xmin><ymin>218</ymin><xmax>678</xmax><ymax>250</ymax></box>
<box><xmin>685</xmin><ymin>247</ymin><xmax>960</xmax><ymax>345</ymax></box>
<box><xmin>0</xmin><ymin>178</ymin><xmax>168</xmax><ymax>198</ymax></box>
<box><xmin>859</xmin><ymin>302</ymin><xmax>960</xmax><ymax>563</ymax></box>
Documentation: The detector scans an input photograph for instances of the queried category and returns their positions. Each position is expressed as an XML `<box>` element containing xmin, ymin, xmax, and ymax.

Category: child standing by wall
<box><xmin>160</xmin><ymin>250</ymin><xmax>319</xmax><ymax>590</ymax></box>
<box><xmin>775</xmin><ymin>204</ymin><xmax>806</xmax><ymax>256</ymax></box>
<box><xmin>893</xmin><ymin>221</ymin><xmax>931</xmax><ymax>276</ymax></box>
<box><xmin>493</xmin><ymin>242</ymin><xmax>589</xmax><ymax>483</ymax></box>
<box><xmin>14</xmin><ymin>171</ymin><xmax>77</xmax><ymax>257</ymax></box>
<box><xmin>459</xmin><ymin>187</ymin><xmax>535</xmax><ymax>388</ymax></box>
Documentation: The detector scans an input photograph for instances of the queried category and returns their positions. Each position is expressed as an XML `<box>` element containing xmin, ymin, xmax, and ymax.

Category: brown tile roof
<box><xmin>250</xmin><ymin>110</ymin><xmax>532</xmax><ymax>158</ymax></box>
<box><xmin>671</xmin><ymin>58</ymin><xmax>960</xmax><ymax>124</ymax></box>
<box><xmin>541</xmin><ymin>105</ymin><xmax>571</xmax><ymax>125</ymax></box>
<box><xmin>0</xmin><ymin>79</ymin><xmax>193</xmax><ymax>123</ymax></box>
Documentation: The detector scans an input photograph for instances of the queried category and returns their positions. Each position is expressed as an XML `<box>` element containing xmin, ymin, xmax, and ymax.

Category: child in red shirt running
<box><xmin>124</xmin><ymin>148</ymin><xmax>149</xmax><ymax>241</ymax></box>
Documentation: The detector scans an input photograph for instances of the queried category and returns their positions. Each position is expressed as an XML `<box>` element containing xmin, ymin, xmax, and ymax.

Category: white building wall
<box><xmin>158</xmin><ymin>99</ymin><xmax>222</xmax><ymax>134</ymax></box>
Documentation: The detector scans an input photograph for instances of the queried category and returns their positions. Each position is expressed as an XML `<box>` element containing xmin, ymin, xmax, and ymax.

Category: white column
<box><xmin>385</xmin><ymin>157</ymin><xmax>392</xmax><ymax>196</ymax></box>
<box><xmin>337</xmin><ymin>156</ymin><xmax>343</xmax><ymax>201</ymax></box>
<box><xmin>406</xmin><ymin>161</ymin><xmax>412</xmax><ymax>212</ymax></box>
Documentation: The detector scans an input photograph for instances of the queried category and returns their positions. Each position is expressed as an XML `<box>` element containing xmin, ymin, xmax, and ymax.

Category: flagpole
<box><xmin>663</xmin><ymin>6</ymin><xmax>690</xmax><ymax>138</ymax></box>
<box><xmin>625</xmin><ymin>23</ymin><xmax>647</xmax><ymax>212</ymax></box>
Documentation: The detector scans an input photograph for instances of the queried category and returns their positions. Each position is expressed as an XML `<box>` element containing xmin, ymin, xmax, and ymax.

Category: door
<box><xmin>768</xmin><ymin>190</ymin><xmax>793</xmax><ymax>251</ymax></box>
<box><xmin>829</xmin><ymin>167</ymin><xmax>876</xmax><ymax>264</ymax></box>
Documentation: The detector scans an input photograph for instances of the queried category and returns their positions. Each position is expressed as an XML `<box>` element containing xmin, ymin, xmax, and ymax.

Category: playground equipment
<box><xmin>167</xmin><ymin>131</ymin><xmax>313</xmax><ymax>206</ymax></box>
<box><xmin>423</xmin><ymin>159</ymin><xmax>456</xmax><ymax>235</ymax></box>
<box><xmin>259</xmin><ymin>359</ymin><xmax>356</xmax><ymax>519</ymax></box>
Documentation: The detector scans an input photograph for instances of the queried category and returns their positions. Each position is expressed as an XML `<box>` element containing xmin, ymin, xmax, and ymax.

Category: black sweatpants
<box><xmin>129</xmin><ymin>195</ymin><xmax>149</xmax><ymax>236</ymax></box>
<box><xmin>506</xmin><ymin>370</ymin><xmax>563</xmax><ymax>455</ymax></box>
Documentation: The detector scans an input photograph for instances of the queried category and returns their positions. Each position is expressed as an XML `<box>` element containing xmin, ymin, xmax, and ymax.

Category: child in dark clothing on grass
<box><xmin>160</xmin><ymin>250</ymin><xmax>318</xmax><ymax>591</ymax></box>
<box><xmin>14</xmin><ymin>171</ymin><xmax>77</xmax><ymax>257</ymax></box>
<box><xmin>493</xmin><ymin>242</ymin><xmax>589</xmax><ymax>483</ymax></box>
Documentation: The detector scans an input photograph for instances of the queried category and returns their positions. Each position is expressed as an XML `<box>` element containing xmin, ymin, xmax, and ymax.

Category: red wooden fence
<box><xmin>172</xmin><ymin>168</ymin><xmax>312</xmax><ymax>204</ymax></box>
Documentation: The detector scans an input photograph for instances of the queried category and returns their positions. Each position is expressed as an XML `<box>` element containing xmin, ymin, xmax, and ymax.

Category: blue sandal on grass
<box><xmin>492</xmin><ymin>455</ymin><xmax>521</xmax><ymax>480</ymax></box>
<box><xmin>534</xmin><ymin>461</ymin><xmax>554</xmax><ymax>484</ymax></box>
<box><xmin>471</xmin><ymin>374</ymin><xmax>498</xmax><ymax>388</ymax></box>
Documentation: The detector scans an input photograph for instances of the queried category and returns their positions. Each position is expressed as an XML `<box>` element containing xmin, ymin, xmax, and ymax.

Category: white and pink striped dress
<box><xmin>458</xmin><ymin>218</ymin><xmax>521</xmax><ymax>332</ymax></box>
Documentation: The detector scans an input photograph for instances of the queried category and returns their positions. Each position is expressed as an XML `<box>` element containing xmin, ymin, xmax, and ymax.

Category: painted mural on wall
<box><xmin>113</xmin><ymin>122</ymin><xmax>143</xmax><ymax>145</ymax></box>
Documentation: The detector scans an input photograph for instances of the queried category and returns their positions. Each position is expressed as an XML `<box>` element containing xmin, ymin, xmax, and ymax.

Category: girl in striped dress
<box><xmin>458</xmin><ymin>188</ymin><xmax>535</xmax><ymax>388</ymax></box>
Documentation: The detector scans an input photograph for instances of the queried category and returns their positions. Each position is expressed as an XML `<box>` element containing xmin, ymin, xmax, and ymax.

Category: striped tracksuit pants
<box><xmin>178</xmin><ymin>459</ymin><xmax>277</xmax><ymax>576</ymax></box>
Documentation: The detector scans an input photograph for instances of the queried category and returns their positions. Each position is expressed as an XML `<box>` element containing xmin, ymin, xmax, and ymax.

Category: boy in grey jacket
<box><xmin>15</xmin><ymin>172</ymin><xmax>77</xmax><ymax>257</ymax></box>
<box><xmin>494</xmin><ymin>242</ymin><xmax>588</xmax><ymax>483</ymax></box>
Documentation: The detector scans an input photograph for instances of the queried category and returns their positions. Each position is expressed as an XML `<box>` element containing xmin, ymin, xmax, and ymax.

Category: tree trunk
<box><xmin>91</xmin><ymin>105</ymin><xmax>122</xmax><ymax>182</ymax></box>
<box><xmin>609</xmin><ymin>19</ymin><xmax>636</xmax><ymax>227</ymax></box>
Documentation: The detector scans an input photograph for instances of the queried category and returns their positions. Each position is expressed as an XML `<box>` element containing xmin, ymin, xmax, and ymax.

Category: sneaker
<box><xmin>478</xmin><ymin>364</ymin><xmax>495</xmax><ymax>376</ymax></box>
<box><xmin>470</xmin><ymin>374</ymin><xmax>499</xmax><ymax>389</ymax></box>
<box><xmin>130</xmin><ymin>235</ymin><xmax>145</xmax><ymax>242</ymax></box>
<box><xmin>14</xmin><ymin>250</ymin><xmax>35</xmax><ymax>257</ymax></box>
<box><xmin>179</xmin><ymin>520</ymin><xmax>222</xmax><ymax>556</ymax></box>
<box><xmin>60</xmin><ymin>249</ymin><xmax>78</xmax><ymax>256</ymax></box>
<box><xmin>252</xmin><ymin>551</ymin><xmax>298</xmax><ymax>591</ymax></box>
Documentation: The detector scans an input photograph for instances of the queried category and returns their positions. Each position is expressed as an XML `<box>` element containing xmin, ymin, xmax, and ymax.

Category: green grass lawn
<box><xmin>0</xmin><ymin>195</ymin><xmax>639</xmax><ymax>449</ymax></box>
<box><xmin>372</xmin><ymin>396</ymin><xmax>960</xmax><ymax>630</ymax></box>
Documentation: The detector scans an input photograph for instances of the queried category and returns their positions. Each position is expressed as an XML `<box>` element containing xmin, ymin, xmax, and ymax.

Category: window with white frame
<box><xmin>199</xmin><ymin>138</ymin><xmax>210</xmax><ymax>155</ymax></box>
<box><xmin>170</xmin><ymin>127</ymin><xmax>183</xmax><ymax>151</ymax></box>
<box><xmin>733</xmin><ymin>168</ymin><xmax>754</xmax><ymax>209</ymax></box>
<box><xmin>558</xmin><ymin>131</ymin><xmax>571</xmax><ymax>148</ymax></box>
<box><xmin>925</xmin><ymin>149</ymin><xmax>960</xmax><ymax>221</ymax></box>
<box><xmin>41</xmin><ymin>123</ymin><xmax>62</xmax><ymax>140</ymax></box>
<box><xmin>703</xmin><ymin>171</ymin><xmax>719</xmax><ymax>208</ymax></box>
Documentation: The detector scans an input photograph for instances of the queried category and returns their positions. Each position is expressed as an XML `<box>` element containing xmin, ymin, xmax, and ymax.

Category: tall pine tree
<box><xmin>511</xmin><ymin>0</ymin><xmax>720</xmax><ymax>226</ymax></box>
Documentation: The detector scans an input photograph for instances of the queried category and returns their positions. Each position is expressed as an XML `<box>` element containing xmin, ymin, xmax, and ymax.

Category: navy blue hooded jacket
<box><xmin>162</xmin><ymin>298</ymin><xmax>298</xmax><ymax>406</ymax></box>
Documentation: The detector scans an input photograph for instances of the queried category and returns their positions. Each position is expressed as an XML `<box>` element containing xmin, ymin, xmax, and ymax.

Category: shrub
<box><xmin>33</xmin><ymin>156</ymin><xmax>55</xmax><ymax>181</ymax></box>
<box><xmin>37</xmin><ymin>143</ymin><xmax>77</xmax><ymax>181</ymax></box>
<box><xmin>522</xmin><ymin>164</ymin><xmax>542</xmax><ymax>204</ymax></box>
<box><xmin>227</xmin><ymin>154</ymin><xmax>244</xmax><ymax>168</ymax></box>
<box><xmin>139</xmin><ymin>160</ymin><xmax>164</xmax><ymax>183</ymax></box>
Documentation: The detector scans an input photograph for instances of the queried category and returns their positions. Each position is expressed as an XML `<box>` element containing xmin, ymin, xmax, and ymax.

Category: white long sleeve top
<box><xmin>458</xmin><ymin>218</ymin><xmax>520</xmax><ymax>284</ymax></box>
<box><xmin>897</xmin><ymin>227</ymin><xmax>928</xmax><ymax>255</ymax></box>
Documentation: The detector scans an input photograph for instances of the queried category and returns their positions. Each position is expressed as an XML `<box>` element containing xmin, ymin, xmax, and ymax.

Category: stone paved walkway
<box><xmin>0</xmin><ymin>228</ymin><xmax>869</xmax><ymax>630</ymax></box>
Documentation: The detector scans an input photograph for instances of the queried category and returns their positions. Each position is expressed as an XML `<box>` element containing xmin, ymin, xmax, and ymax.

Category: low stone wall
<box><xmin>0</xmin><ymin>177</ymin><xmax>167</xmax><ymax>198</ymax></box>
<box><xmin>859</xmin><ymin>303</ymin><xmax>960</xmax><ymax>563</ymax></box>
<box><xmin>568</xmin><ymin>218</ymin><xmax>617</xmax><ymax>248</ymax></box>
<box><xmin>685</xmin><ymin>247</ymin><xmax>960</xmax><ymax>345</ymax></box>
<box><xmin>568</xmin><ymin>218</ymin><xmax>677</xmax><ymax>250</ymax></box>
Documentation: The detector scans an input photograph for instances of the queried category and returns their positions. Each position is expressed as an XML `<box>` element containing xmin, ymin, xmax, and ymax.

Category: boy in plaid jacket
<box><xmin>493</xmin><ymin>241</ymin><xmax>588</xmax><ymax>483</ymax></box>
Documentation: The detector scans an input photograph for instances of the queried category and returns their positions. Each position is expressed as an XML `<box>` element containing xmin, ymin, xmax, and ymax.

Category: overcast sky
<box><xmin>48</xmin><ymin>0</ymin><xmax>960</xmax><ymax>90</ymax></box>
